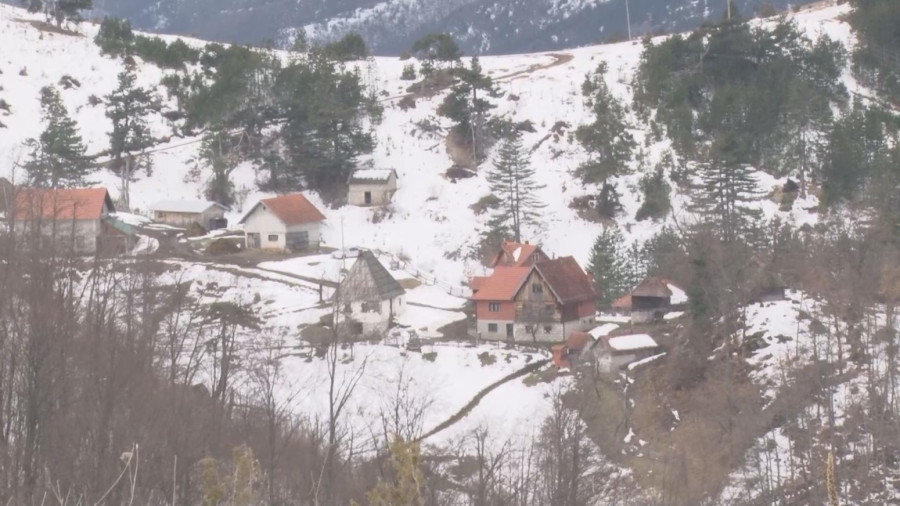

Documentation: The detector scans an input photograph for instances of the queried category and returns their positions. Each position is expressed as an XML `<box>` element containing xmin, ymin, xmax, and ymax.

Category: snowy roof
<box><xmin>606</xmin><ymin>334</ymin><xmax>659</xmax><ymax>352</ymax></box>
<box><xmin>348</xmin><ymin>169</ymin><xmax>397</xmax><ymax>184</ymax></box>
<box><xmin>150</xmin><ymin>199</ymin><xmax>227</xmax><ymax>214</ymax></box>
<box><xmin>588</xmin><ymin>323</ymin><xmax>619</xmax><ymax>340</ymax></box>
<box><xmin>668</xmin><ymin>283</ymin><xmax>688</xmax><ymax>304</ymax></box>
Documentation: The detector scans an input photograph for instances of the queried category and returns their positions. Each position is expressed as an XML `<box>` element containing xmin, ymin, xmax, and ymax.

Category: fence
<box><xmin>373</xmin><ymin>248</ymin><xmax>473</xmax><ymax>298</ymax></box>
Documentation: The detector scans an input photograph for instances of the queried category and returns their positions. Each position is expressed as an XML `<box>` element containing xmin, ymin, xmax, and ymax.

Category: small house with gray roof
<box><xmin>336</xmin><ymin>250</ymin><xmax>406</xmax><ymax>335</ymax></box>
<box><xmin>347</xmin><ymin>169</ymin><xmax>398</xmax><ymax>206</ymax></box>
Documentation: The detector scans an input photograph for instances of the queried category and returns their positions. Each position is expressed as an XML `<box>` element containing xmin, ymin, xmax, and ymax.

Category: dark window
<box><xmin>489</xmin><ymin>302</ymin><xmax>500</xmax><ymax>312</ymax></box>
<box><xmin>488</xmin><ymin>323</ymin><xmax>498</xmax><ymax>333</ymax></box>
<box><xmin>545</xmin><ymin>304</ymin><xmax>555</xmax><ymax>316</ymax></box>
<box><xmin>544</xmin><ymin>325</ymin><xmax>553</xmax><ymax>333</ymax></box>
<box><xmin>362</xmin><ymin>301</ymin><xmax>380</xmax><ymax>313</ymax></box>
<box><xmin>532</xmin><ymin>284</ymin><xmax>543</xmax><ymax>294</ymax></box>
<box><xmin>525</xmin><ymin>325</ymin><xmax>534</xmax><ymax>334</ymax></box>
<box><xmin>268</xmin><ymin>234</ymin><xmax>279</xmax><ymax>242</ymax></box>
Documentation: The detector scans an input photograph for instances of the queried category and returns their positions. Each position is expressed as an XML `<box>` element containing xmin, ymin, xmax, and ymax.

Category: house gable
<box><xmin>339</xmin><ymin>251</ymin><xmax>405</xmax><ymax>303</ymax></box>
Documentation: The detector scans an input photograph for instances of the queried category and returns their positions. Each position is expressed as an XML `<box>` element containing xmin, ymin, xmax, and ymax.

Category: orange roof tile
<box><xmin>469</xmin><ymin>276</ymin><xmax>489</xmax><ymax>292</ymax></box>
<box><xmin>490</xmin><ymin>240</ymin><xmax>546</xmax><ymax>267</ymax></box>
<box><xmin>470</xmin><ymin>266</ymin><xmax>531</xmax><ymax>301</ymax></box>
<box><xmin>241</xmin><ymin>193</ymin><xmax>325</xmax><ymax>226</ymax></box>
<box><xmin>13</xmin><ymin>187</ymin><xmax>113</xmax><ymax>221</ymax></box>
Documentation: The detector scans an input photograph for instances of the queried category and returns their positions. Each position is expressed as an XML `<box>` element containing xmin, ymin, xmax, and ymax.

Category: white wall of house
<box><xmin>348</xmin><ymin>178</ymin><xmax>397</xmax><ymax>206</ymax></box>
<box><xmin>243</xmin><ymin>205</ymin><xmax>322</xmax><ymax>251</ymax></box>
<box><xmin>14</xmin><ymin>218</ymin><xmax>101</xmax><ymax>254</ymax></box>
<box><xmin>338</xmin><ymin>294</ymin><xmax>405</xmax><ymax>335</ymax></box>
<box><xmin>477</xmin><ymin>317</ymin><xmax>592</xmax><ymax>343</ymax></box>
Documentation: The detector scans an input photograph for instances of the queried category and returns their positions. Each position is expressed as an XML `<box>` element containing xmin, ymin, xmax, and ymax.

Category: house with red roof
<box><xmin>240</xmin><ymin>193</ymin><xmax>326</xmax><ymax>251</ymax></box>
<box><xmin>12</xmin><ymin>187</ymin><xmax>132</xmax><ymax>255</ymax></box>
<box><xmin>471</xmin><ymin>243</ymin><xmax>596</xmax><ymax>342</ymax></box>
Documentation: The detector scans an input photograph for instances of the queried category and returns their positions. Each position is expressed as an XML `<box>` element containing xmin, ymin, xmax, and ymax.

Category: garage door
<box><xmin>285</xmin><ymin>231</ymin><xmax>309</xmax><ymax>251</ymax></box>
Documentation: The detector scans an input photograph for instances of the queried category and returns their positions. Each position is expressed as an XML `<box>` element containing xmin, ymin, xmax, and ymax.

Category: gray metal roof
<box><xmin>338</xmin><ymin>250</ymin><xmax>405</xmax><ymax>302</ymax></box>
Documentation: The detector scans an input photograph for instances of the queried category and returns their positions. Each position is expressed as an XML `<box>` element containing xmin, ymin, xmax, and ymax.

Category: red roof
<box><xmin>612</xmin><ymin>293</ymin><xmax>632</xmax><ymax>310</ymax></box>
<box><xmin>490</xmin><ymin>240</ymin><xmax>546</xmax><ymax>267</ymax></box>
<box><xmin>470</xmin><ymin>267</ymin><xmax>530</xmax><ymax>301</ymax></box>
<box><xmin>469</xmin><ymin>276</ymin><xmax>489</xmax><ymax>292</ymax></box>
<box><xmin>534</xmin><ymin>257</ymin><xmax>597</xmax><ymax>304</ymax></box>
<box><xmin>242</xmin><ymin>193</ymin><xmax>325</xmax><ymax>226</ymax></box>
<box><xmin>13</xmin><ymin>187</ymin><xmax>113</xmax><ymax>221</ymax></box>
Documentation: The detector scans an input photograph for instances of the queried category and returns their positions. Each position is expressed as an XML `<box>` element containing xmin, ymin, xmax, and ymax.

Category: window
<box><xmin>268</xmin><ymin>234</ymin><xmax>279</xmax><ymax>242</ymax></box>
<box><xmin>544</xmin><ymin>304</ymin><xmax>555</xmax><ymax>316</ymax></box>
<box><xmin>525</xmin><ymin>325</ymin><xmax>534</xmax><ymax>334</ymax></box>
<box><xmin>362</xmin><ymin>301</ymin><xmax>380</xmax><ymax>313</ymax></box>
<box><xmin>488</xmin><ymin>323</ymin><xmax>498</xmax><ymax>333</ymax></box>
<box><xmin>544</xmin><ymin>325</ymin><xmax>553</xmax><ymax>333</ymax></box>
<box><xmin>532</xmin><ymin>284</ymin><xmax>543</xmax><ymax>294</ymax></box>
<box><xmin>489</xmin><ymin>302</ymin><xmax>501</xmax><ymax>312</ymax></box>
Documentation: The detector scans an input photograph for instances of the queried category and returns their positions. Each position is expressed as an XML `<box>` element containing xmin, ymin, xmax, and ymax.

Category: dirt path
<box><xmin>381</xmin><ymin>52</ymin><xmax>574</xmax><ymax>104</ymax></box>
<box><xmin>415</xmin><ymin>358</ymin><xmax>550</xmax><ymax>443</ymax></box>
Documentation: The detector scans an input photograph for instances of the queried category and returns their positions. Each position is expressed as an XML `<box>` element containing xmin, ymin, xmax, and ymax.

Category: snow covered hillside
<box><xmin>0</xmin><ymin>1</ymin><xmax>853</xmax><ymax>289</ymax></box>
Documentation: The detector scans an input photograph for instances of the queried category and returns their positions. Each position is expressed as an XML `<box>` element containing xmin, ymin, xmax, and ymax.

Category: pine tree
<box><xmin>106</xmin><ymin>67</ymin><xmax>155</xmax><ymax>164</ymax></box>
<box><xmin>199</xmin><ymin>128</ymin><xmax>237</xmax><ymax>206</ymax></box>
<box><xmin>106</xmin><ymin>67</ymin><xmax>156</xmax><ymax>209</ymax></box>
<box><xmin>690</xmin><ymin>137</ymin><xmax>762</xmax><ymax>243</ymax></box>
<box><xmin>485</xmin><ymin>131</ymin><xmax>545</xmax><ymax>242</ymax></box>
<box><xmin>635</xmin><ymin>167</ymin><xmax>672</xmax><ymax>221</ymax></box>
<box><xmin>575</xmin><ymin>63</ymin><xmax>634</xmax><ymax>219</ymax></box>
<box><xmin>274</xmin><ymin>50</ymin><xmax>380</xmax><ymax>192</ymax></box>
<box><xmin>438</xmin><ymin>56</ymin><xmax>496</xmax><ymax>166</ymax></box>
<box><xmin>23</xmin><ymin>86</ymin><xmax>90</xmax><ymax>188</ymax></box>
<box><xmin>586</xmin><ymin>228</ymin><xmax>635</xmax><ymax>308</ymax></box>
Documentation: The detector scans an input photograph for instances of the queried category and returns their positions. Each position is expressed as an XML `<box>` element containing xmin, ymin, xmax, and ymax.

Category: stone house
<box><xmin>150</xmin><ymin>200</ymin><xmax>228</xmax><ymax>229</ymax></box>
<box><xmin>336</xmin><ymin>250</ymin><xmax>406</xmax><ymax>336</ymax></box>
<box><xmin>471</xmin><ymin>253</ymin><xmax>597</xmax><ymax>343</ymax></box>
<box><xmin>347</xmin><ymin>169</ymin><xmax>398</xmax><ymax>206</ymax></box>
<box><xmin>240</xmin><ymin>193</ymin><xmax>325</xmax><ymax>252</ymax></box>
<box><xmin>12</xmin><ymin>187</ymin><xmax>133</xmax><ymax>255</ymax></box>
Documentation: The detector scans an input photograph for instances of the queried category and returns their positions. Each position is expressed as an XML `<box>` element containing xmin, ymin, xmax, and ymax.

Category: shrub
<box><xmin>95</xmin><ymin>17</ymin><xmax>134</xmax><ymax>57</ymax></box>
<box><xmin>206</xmin><ymin>238</ymin><xmax>241</xmax><ymax>255</ymax></box>
<box><xmin>422</xmin><ymin>351</ymin><xmax>437</xmax><ymax>362</ymax></box>
<box><xmin>469</xmin><ymin>194</ymin><xmax>501</xmax><ymax>215</ymax></box>
<box><xmin>400</xmin><ymin>63</ymin><xmax>417</xmax><ymax>80</ymax></box>
<box><xmin>186</xmin><ymin>222</ymin><xmax>207</xmax><ymax>237</ymax></box>
<box><xmin>322</xmin><ymin>32</ymin><xmax>369</xmax><ymax>62</ymax></box>
<box><xmin>477</xmin><ymin>352</ymin><xmax>496</xmax><ymax>366</ymax></box>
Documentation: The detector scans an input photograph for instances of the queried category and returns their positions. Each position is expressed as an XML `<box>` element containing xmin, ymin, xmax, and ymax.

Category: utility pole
<box><xmin>726</xmin><ymin>0</ymin><xmax>731</xmax><ymax>20</ymax></box>
<box><xmin>625</xmin><ymin>0</ymin><xmax>632</xmax><ymax>41</ymax></box>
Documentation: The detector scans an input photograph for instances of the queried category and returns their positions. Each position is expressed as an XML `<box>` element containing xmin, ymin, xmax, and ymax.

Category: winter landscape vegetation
<box><xmin>1</xmin><ymin>0</ymin><xmax>900</xmax><ymax>504</ymax></box>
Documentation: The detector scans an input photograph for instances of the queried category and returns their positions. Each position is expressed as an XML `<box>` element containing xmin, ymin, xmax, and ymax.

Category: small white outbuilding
<box><xmin>347</xmin><ymin>169</ymin><xmax>398</xmax><ymax>206</ymax></box>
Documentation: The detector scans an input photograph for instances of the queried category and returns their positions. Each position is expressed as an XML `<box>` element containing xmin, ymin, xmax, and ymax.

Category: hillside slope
<box><xmin>0</xmin><ymin>1</ymin><xmax>846</xmax><ymax>288</ymax></box>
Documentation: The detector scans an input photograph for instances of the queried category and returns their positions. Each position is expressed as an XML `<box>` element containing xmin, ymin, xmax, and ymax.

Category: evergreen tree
<box><xmin>23</xmin><ymin>86</ymin><xmax>90</xmax><ymax>188</ymax></box>
<box><xmin>198</xmin><ymin>128</ymin><xmax>237</xmax><ymax>207</ymax></box>
<box><xmin>274</xmin><ymin>51</ymin><xmax>380</xmax><ymax>192</ymax></box>
<box><xmin>437</xmin><ymin>56</ymin><xmax>496</xmax><ymax>166</ymax></box>
<box><xmin>106</xmin><ymin>67</ymin><xmax>156</xmax><ymax>209</ymax></box>
<box><xmin>635</xmin><ymin>167</ymin><xmax>672</xmax><ymax>221</ymax></box>
<box><xmin>106</xmin><ymin>67</ymin><xmax>155</xmax><ymax>164</ymax></box>
<box><xmin>575</xmin><ymin>63</ymin><xmax>634</xmax><ymax>219</ymax></box>
<box><xmin>690</xmin><ymin>137</ymin><xmax>762</xmax><ymax>243</ymax></box>
<box><xmin>24</xmin><ymin>0</ymin><xmax>92</xmax><ymax>26</ymax></box>
<box><xmin>485</xmin><ymin>131</ymin><xmax>545</xmax><ymax>242</ymax></box>
<box><xmin>410</xmin><ymin>33</ymin><xmax>461</xmax><ymax>74</ymax></box>
<box><xmin>94</xmin><ymin>17</ymin><xmax>134</xmax><ymax>57</ymax></box>
<box><xmin>586</xmin><ymin>228</ymin><xmax>635</xmax><ymax>308</ymax></box>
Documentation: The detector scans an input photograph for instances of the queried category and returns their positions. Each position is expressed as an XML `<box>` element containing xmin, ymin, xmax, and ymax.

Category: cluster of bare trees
<box><xmin>0</xmin><ymin>216</ymin><xmax>625</xmax><ymax>505</ymax></box>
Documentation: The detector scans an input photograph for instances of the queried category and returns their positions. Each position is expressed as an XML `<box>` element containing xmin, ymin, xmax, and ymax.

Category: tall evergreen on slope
<box><xmin>23</xmin><ymin>86</ymin><xmax>90</xmax><ymax>188</ymax></box>
<box><xmin>485</xmin><ymin>131</ymin><xmax>545</xmax><ymax>243</ymax></box>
